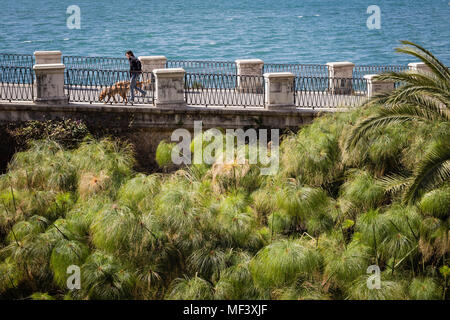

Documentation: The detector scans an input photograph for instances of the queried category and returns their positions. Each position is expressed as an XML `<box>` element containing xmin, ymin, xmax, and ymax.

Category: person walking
<box><xmin>125</xmin><ymin>50</ymin><xmax>146</xmax><ymax>103</ymax></box>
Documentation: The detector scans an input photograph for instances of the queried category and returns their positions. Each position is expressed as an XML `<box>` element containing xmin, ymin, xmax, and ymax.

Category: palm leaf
<box><xmin>405</xmin><ymin>140</ymin><xmax>450</xmax><ymax>203</ymax></box>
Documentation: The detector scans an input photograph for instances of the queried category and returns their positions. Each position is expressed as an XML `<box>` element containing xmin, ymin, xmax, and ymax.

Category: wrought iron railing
<box><xmin>264</xmin><ymin>63</ymin><xmax>329</xmax><ymax>78</ymax></box>
<box><xmin>62</xmin><ymin>55</ymin><xmax>412</xmax><ymax>80</ymax></box>
<box><xmin>353</xmin><ymin>65</ymin><xmax>409</xmax><ymax>79</ymax></box>
<box><xmin>1</xmin><ymin>53</ymin><xmax>422</xmax><ymax>108</ymax></box>
<box><xmin>65</xmin><ymin>69</ymin><xmax>154</xmax><ymax>105</ymax></box>
<box><xmin>167</xmin><ymin>60</ymin><xmax>237</xmax><ymax>75</ymax></box>
<box><xmin>0</xmin><ymin>66</ymin><xmax>34</xmax><ymax>101</ymax></box>
<box><xmin>63</xmin><ymin>55</ymin><xmax>129</xmax><ymax>71</ymax></box>
<box><xmin>0</xmin><ymin>53</ymin><xmax>34</xmax><ymax>67</ymax></box>
<box><xmin>294</xmin><ymin>76</ymin><xmax>368</xmax><ymax>109</ymax></box>
<box><xmin>353</xmin><ymin>65</ymin><xmax>410</xmax><ymax>92</ymax></box>
<box><xmin>185</xmin><ymin>73</ymin><xmax>264</xmax><ymax>107</ymax></box>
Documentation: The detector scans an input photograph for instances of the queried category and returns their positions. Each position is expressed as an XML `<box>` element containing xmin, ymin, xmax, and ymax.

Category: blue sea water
<box><xmin>0</xmin><ymin>0</ymin><xmax>449</xmax><ymax>65</ymax></box>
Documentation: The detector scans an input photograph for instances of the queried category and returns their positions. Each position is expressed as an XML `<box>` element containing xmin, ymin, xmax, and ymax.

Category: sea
<box><xmin>0</xmin><ymin>0</ymin><xmax>449</xmax><ymax>65</ymax></box>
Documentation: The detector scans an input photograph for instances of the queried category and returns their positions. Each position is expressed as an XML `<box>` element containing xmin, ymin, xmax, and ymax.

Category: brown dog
<box><xmin>99</xmin><ymin>80</ymin><xmax>151</xmax><ymax>104</ymax></box>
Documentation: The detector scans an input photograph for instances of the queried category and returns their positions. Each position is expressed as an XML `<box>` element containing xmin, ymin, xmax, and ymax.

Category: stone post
<box><xmin>326</xmin><ymin>61</ymin><xmax>355</xmax><ymax>94</ymax></box>
<box><xmin>408</xmin><ymin>62</ymin><xmax>432</xmax><ymax>74</ymax></box>
<box><xmin>235</xmin><ymin>59</ymin><xmax>264</xmax><ymax>93</ymax></box>
<box><xmin>364</xmin><ymin>74</ymin><xmax>395</xmax><ymax>98</ymax></box>
<box><xmin>263</xmin><ymin>72</ymin><xmax>296</xmax><ymax>110</ymax></box>
<box><xmin>138</xmin><ymin>56</ymin><xmax>167</xmax><ymax>90</ymax></box>
<box><xmin>34</xmin><ymin>51</ymin><xmax>62</xmax><ymax>64</ymax></box>
<box><xmin>139</xmin><ymin>56</ymin><xmax>167</xmax><ymax>73</ymax></box>
<box><xmin>33</xmin><ymin>64</ymin><xmax>68</xmax><ymax>104</ymax></box>
<box><xmin>153</xmin><ymin>68</ymin><xmax>186</xmax><ymax>108</ymax></box>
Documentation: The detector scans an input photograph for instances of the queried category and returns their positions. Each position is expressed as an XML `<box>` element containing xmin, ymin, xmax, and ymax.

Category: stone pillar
<box><xmin>326</xmin><ymin>61</ymin><xmax>355</xmax><ymax>95</ymax></box>
<box><xmin>153</xmin><ymin>68</ymin><xmax>186</xmax><ymax>108</ymax></box>
<box><xmin>33</xmin><ymin>64</ymin><xmax>68</xmax><ymax>104</ymax></box>
<box><xmin>235</xmin><ymin>59</ymin><xmax>264</xmax><ymax>93</ymax></box>
<box><xmin>34</xmin><ymin>51</ymin><xmax>62</xmax><ymax>64</ymax></box>
<box><xmin>138</xmin><ymin>56</ymin><xmax>167</xmax><ymax>90</ymax></box>
<box><xmin>139</xmin><ymin>56</ymin><xmax>167</xmax><ymax>73</ymax></box>
<box><xmin>263</xmin><ymin>72</ymin><xmax>296</xmax><ymax>110</ymax></box>
<box><xmin>408</xmin><ymin>62</ymin><xmax>432</xmax><ymax>74</ymax></box>
<box><xmin>364</xmin><ymin>74</ymin><xmax>395</xmax><ymax>98</ymax></box>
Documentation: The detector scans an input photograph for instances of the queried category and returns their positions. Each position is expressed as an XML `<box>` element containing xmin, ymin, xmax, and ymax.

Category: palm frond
<box><xmin>405</xmin><ymin>140</ymin><xmax>450</xmax><ymax>203</ymax></box>
<box><xmin>396</xmin><ymin>40</ymin><xmax>450</xmax><ymax>82</ymax></box>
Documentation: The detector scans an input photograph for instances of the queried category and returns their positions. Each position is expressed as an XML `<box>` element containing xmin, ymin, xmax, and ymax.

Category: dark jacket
<box><xmin>129</xmin><ymin>56</ymin><xmax>141</xmax><ymax>74</ymax></box>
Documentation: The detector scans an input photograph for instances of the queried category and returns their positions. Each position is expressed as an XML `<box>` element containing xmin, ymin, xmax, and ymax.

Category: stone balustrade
<box><xmin>22</xmin><ymin>51</ymin><xmax>432</xmax><ymax>108</ymax></box>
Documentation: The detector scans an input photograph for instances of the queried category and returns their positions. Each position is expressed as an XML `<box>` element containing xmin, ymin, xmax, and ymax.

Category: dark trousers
<box><xmin>130</xmin><ymin>72</ymin><xmax>146</xmax><ymax>101</ymax></box>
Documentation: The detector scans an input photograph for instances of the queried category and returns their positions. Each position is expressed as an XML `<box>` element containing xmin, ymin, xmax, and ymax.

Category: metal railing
<box><xmin>185</xmin><ymin>73</ymin><xmax>264</xmax><ymax>107</ymax></box>
<box><xmin>61</xmin><ymin>55</ymin><xmax>412</xmax><ymax>80</ymax></box>
<box><xmin>0</xmin><ymin>53</ymin><xmax>421</xmax><ymax>109</ymax></box>
<box><xmin>295</xmin><ymin>76</ymin><xmax>368</xmax><ymax>109</ymax></box>
<box><xmin>353</xmin><ymin>65</ymin><xmax>409</xmax><ymax>92</ymax></box>
<box><xmin>0</xmin><ymin>66</ymin><xmax>34</xmax><ymax>101</ymax></box>
<box><xmin>0</xmin><ymin>53</ymin><xmax>34</xmax><ymax>67</ymax></box>
<box><xmin>167</xmin><ymin>60</ymin><xmax>237</xmax><ymax>75</ymax></box>
<box><xmin>63</xmin><ymin>55</ymin><xmax>129</xmax><ymax>71</ymax></box>
<box><xmin>264</xmin><ymin>63</ymin><xmax>329</xmax><ymax>78</ymax></box>
<box><xmin>65</xmin><ymin>69</ymin><xmax>154</xmax><ymax>105</ymax></box>
<box><xmin>353</xmin><ymin>65</ymin><xmax>409</xmax><ymax>79</ymax></box>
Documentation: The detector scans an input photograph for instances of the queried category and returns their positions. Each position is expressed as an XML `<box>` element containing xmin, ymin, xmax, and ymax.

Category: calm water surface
<box><xmin>0</xmin><ymin>0</ymin><xmax>448</xmax><ymax>64</ymax></box>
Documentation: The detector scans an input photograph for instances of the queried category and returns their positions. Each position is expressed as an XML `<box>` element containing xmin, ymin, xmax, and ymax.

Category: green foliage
<box><xmin>50</xmin><ymin>239</ymin><xmax>89</xmax><ymax>288</ymax></box>
<box><xmin>187</xmin><ymin>247</ymin><xmax>227</xmax><ymax>280</ymax></box>
<box><xmin>419</xmin><ymin>184</ymin><xmax>450</xmax><ymax>220</ymax></box>
<box><xmin>272</xmin><ymin>279</ymin><xmax>330</xmax><ymax>300</ymax></box>
<box><xmin>408</xmin><ymin>277</ymin><xmax>442</xmax><ymax>300</ymax></box>
<box><xmin>155</xmin><ymin>141</ymin><xmax>176</xmax><ymax>168</ymax></box>
<box><xmin>80</xmin><ymin>251</ymin><xmax>135</xmax><ymax>300</ymax></box>
<box><xmin>8</xmin><ymin>119</ymin><xmax>90</xmax><ymax>149</ymax></box>
<box><xmin>249</xmin><ymin>239</ymin><xmax>322</xmax><ymax>290</ymax></box>
<box><xmin>215</xmin><ymin>192</ymin><xmax>266</xmax><ymax>251</ymax></box>
<box><xmin>346</xmin><ymin>273</ymin><xmax>407</xmax><ymax>300</ymax></box>
<box><xmin>345</xmin><ymin>41</ymin><xmax>450</xmax><ymax>203</ymax></box>
<box><xmin>323</xmin><ymin>238</ymin><xmax>371</xmax><ymax>286</ymax></box>
<box><xmin>338</xmin><ymin>170</ymin><xmax>385</xmax><ymax>218</ymax></box>
<box><xmin>166</xmin><ymin>276</ymin><xmax>214</xmax><ymax>300</ymax></box>
<box><xmin>90</xmin><ymin>204</ymin><xmax>139</xmax><ymax>253</ymax></box>
<box><xmin>5</xmin><ymin>140</ymin><xmax>77</xmax><ymax>192</ymax></box>
<box><xmin>0</xmin><ymin>258</ymin><xmax>21</xmax><ymax>295</ymax></box>
<box><xmin>214</xmin><ymin>252</ymin><xmax>260</xmax><ymax>300</ymax></box>
<box><xmin>279</xmin><ymin>114</ymin><xmax>343</xmax><ymax>186</ymax></box>
<box><xmin>117</xmin><ymin>174</ymin><xmax>161</xmax><ymax>213</ymax></box>
<box><xmin>30</xmin><ymin>292</ymin><xmax>55</xmax><ymax>300</ymax></box>
<box><xmin>6</xmin><ymin>216</ymin><xmax>47</xmax><ymax>243</ymax></box>
<box><xmin>0</xmin><ymin>41</ymin><xmax>448</xmax><ymax>301</ymax></box>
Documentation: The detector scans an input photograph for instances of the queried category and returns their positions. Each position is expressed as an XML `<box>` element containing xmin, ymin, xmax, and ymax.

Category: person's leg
<box><xmin>130</xmin><ymin>73</ymin><xmax>137</xmax><ymax>101</ymax></box>
<box><xmin>135</xmin><ymin>74</ymin><xmax>146</xmax><ymax>95</ymax></box>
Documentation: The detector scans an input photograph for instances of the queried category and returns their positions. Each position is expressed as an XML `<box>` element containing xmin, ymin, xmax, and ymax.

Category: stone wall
<box><xmin>0</xmin><ymin>102</ymin><xmax>321</xmax><ymax>172</ymax></box>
